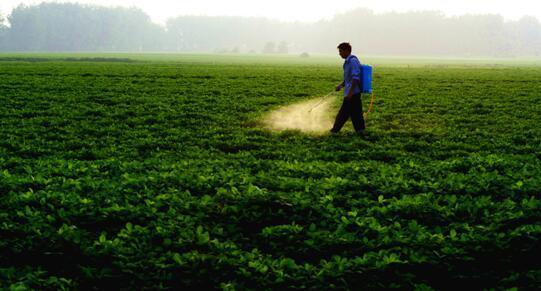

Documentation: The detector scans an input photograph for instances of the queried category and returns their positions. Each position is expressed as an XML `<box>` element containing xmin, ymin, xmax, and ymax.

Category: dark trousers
<box><xmin>331</xmin><ymin>93</ymin><xmax>365</xmax><ymax>133</ymax></box>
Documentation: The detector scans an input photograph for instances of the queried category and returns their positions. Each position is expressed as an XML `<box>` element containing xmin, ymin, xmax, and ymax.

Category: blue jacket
<box><xmin>343</xmin><ymin>54</ymin><xmax>362</xmax><ymax>97</ymax></box>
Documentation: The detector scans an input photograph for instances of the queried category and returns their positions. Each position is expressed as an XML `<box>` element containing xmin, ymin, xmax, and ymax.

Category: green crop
<box><xmin>0</xmin><ymin>54</ymin><xmax>540</xmax><ymax>290</ymax></box>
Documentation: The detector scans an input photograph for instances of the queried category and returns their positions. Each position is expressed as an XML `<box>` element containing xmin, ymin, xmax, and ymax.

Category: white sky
<box><xmin>1</xmin><ymin>0</ymin><xmax>540</xmax><ymax>25</ymax></box>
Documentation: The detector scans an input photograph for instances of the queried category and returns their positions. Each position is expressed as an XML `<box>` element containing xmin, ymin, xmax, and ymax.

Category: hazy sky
<box><xmin>1</xmin><ymin>0</ymin><xmax>540</xmax><ymax>25</ymax></box>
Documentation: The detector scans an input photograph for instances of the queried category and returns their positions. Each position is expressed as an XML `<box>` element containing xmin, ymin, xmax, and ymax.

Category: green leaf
<box><xmin>172</xmin><ymin>253</ymin><xmax>183</xmax><ymax>265</ymax></box>
<box><xmin>196</xmin><ymin>226</ymin><xmax>210</xmax><ymax>244</ymax></box>
<box><xmin>99</xmin><ymin>232</ymin><xmax>106</xmax><ymax>243</ymax></box>
<box><xmin>450</xmin><ymin>229</ymin><xmax>457</xmax><ymax>239</ymax></box>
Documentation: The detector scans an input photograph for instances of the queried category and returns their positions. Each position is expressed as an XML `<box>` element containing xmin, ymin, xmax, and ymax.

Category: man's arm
<box><xmin>346</xmin><ymin>79</ymin><xmax>358</xmax><ymax>100</ymax></box>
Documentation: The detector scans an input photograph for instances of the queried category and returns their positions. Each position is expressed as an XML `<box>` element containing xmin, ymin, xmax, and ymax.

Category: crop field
<box><xmin>0</xmin><ymin>54</ymin><xmax>540</xmax><ymax>289</ymax></box>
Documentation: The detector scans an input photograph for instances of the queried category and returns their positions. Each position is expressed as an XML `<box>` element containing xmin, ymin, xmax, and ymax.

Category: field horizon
<box><xmin>2</xmin><ymin>52</ymin><xmax>541</xmax><ymax>67</ymax></box>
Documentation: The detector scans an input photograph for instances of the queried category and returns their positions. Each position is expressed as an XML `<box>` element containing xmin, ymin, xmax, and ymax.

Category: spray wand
<box><xmin>307</xmin><ymin>90</ymin><xmax>336</xmax><ymax>113</ymax></box>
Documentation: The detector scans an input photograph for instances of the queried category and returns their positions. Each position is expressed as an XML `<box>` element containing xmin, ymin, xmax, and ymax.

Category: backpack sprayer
<box><xmin>308</xmin><ymin>64</ymin><xmax>376</xmax><ymax>119</ymax></box>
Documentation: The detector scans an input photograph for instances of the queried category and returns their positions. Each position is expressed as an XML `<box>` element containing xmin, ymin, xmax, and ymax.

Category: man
<box><xmin>331</xmin><ymin>42</ymin><xmax>366</xmax><ymax>135</ymax></box>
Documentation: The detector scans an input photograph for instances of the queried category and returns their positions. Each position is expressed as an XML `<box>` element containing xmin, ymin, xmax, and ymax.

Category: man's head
<box><xmin>337</xmin><ymin>42</ymin><xmax>352</xmax><ymax>59</ymax></box>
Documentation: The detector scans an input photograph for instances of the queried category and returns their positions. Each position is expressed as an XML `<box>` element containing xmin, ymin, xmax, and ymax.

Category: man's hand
<box><xmin>335</xmin><ymin>82</ymin><xmax>344</xmax><ymax>91</ymax></box>
<box><xmin>345</xmin><ymin>93</ymin><xmax>353</xmax><ymax>101</ymax></box>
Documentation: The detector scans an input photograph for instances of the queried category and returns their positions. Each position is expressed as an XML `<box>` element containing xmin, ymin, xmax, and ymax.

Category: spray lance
<box><xmin>307</xmin><ymin>90</ymin><xmax>336</xmax><ymax>113</ymax></box>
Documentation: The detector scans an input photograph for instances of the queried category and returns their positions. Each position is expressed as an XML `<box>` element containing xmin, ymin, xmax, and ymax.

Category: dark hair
<box><xmin>337</xmin><ymin>42</ymin><xmax>352</xmax><ymax>51</ymax></box>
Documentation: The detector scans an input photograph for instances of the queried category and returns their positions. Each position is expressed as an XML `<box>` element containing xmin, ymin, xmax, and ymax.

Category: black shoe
<box><xmin>356</xmin><ymin>130</ymin><xmax>366</xmax><ymax>137</ymax></box>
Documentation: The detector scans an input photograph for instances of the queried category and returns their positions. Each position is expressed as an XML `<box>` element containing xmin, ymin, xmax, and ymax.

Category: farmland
<box><xmin>0</xmin><ymin>54</ymin><xmax>540</xmax><ymax>289</ymax></box>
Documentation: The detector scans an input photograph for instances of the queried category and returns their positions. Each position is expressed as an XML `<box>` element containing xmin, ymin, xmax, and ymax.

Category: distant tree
<box><xmin>5</xmin><ymin>3</ymin><xmax>166</xmax><ymax>51</ymax></box>
<box><xmin>514</xmin><ymin>16</ymin><xmax>541</xmax><ymax>56</ymax></box>
<box><xmin>165</xmin><ymin>16</ymin><xmax>276</xmax><ymax>52</ymax></box>
<box><xmin>0</xmin><ymin>10</ymin><xmax>7</xmax><ymax>50</ymax></box>
<box><xmin>0</xmin><ymin>11</ymin><xmax>4</xmax><ymax>28</ymax></box>
<box><xmin>277</xmin><ymin>41</ymin><xmax>288</xmax><ymax>54</ymax></box>
<box><xmin>262</xmin><ymin>41</ymin><xmax>275</xmax><ymax>54</ymax></box>
<box><xmin>2</xmin><ymin>4</ymin><xmax>541</xmax><ymax>56</ymax></box>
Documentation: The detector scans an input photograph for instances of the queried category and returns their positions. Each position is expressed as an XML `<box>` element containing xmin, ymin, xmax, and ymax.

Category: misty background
<box><xmin>0</xmin><ymin>2</ymin><xmax>540</xmax><ymax>57</ymax></box>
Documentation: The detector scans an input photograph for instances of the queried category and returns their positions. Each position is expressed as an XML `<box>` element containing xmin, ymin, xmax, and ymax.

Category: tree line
<box><xmin>0</xmin><ymin>3</ymin><xmax>540</xmax><ymax>57</ymax></box>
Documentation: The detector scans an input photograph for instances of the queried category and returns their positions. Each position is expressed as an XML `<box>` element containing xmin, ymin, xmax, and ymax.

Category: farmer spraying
<box><xmin>331</xmin><ymin>42</ymin><xmax>366</xmax><ymax>135</ymax></box>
